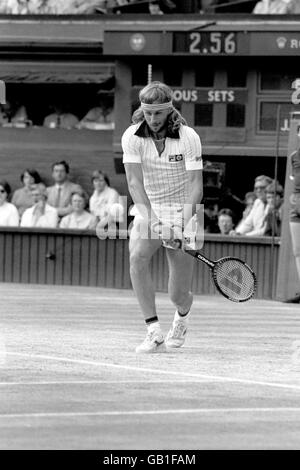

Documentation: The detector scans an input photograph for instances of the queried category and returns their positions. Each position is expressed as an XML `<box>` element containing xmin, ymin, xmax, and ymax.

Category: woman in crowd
<box><xmin>0</xmin><ymin>180</ymin><xmax>19</xmax><ymax>226</ymax></box>
<box><xmin>59</xmin><ymin>190</ymin><xmax>97</xmax><ymax>230</ymax></box>
<box><xmin>89</xmin><ymin>170</ymin><xmax>123</xmax><ymax>222</ymax></box>
<box><xmin>12</xmin><ymin>168</ymin><xmax>42</xmax><ymax>217</ymax></box>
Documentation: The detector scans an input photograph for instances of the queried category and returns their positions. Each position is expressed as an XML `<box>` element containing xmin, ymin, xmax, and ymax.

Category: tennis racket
<box><xmin>174</xmin><ymin>239</ymin><xmax>257</xmax><ymax>302</ymax></box>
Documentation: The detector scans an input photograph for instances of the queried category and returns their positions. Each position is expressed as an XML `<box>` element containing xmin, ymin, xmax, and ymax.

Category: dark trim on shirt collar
<box><xmin>134</xmin><ymin>120</ymin><xmax>180</xmax><ymax>139</ymax></box>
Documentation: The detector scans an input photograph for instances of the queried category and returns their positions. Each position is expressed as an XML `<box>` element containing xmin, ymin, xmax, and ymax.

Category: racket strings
<box><xmin>213</xmin><ymin>259</ymin><xmax>256</xmax><ymax>301</ymax></box>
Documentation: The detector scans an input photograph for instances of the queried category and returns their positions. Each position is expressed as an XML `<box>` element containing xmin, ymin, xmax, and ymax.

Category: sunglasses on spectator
<box><xmin>254</xmin><ymin>185</ymin><xmax>266</xmax><ymax>190</ymax></box>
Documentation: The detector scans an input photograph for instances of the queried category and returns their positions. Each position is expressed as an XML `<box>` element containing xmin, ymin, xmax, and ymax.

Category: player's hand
<box><xmin>151</xmin><ymin>221</ymin><xmax>184</xmax><ymax>250</ymax></box>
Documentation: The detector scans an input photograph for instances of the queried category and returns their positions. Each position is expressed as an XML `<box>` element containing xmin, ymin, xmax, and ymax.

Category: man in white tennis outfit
<box><xmin>122</xmin><ymin>81</ymin><xmax>203</xmax><ymax>353</ymax></box>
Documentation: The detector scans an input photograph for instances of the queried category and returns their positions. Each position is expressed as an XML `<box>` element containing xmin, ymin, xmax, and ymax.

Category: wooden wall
<box><xmin>0</xmin><ymin>127</ymin><xmax>129</xmax><ymax>198</ymax></box>
<box><xmin>0</xmin><ymin>228</ymin><xmax>280</xmax><ymax>299</ymax></box>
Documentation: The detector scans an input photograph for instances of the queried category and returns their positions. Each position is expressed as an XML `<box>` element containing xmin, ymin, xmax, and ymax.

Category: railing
<box><xmin>0</xmin><ymin>228</ymin><xmax>280</xmax><ymax>299</ymax></box>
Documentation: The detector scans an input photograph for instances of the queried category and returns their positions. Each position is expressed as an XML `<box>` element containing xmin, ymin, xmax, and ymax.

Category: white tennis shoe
<box><xmin>165</xmin><ymin>317</ymin><xmax>188</xmax><ymax>348</ymax></box>
<box><xmin>135</xmin><ymin>329</ymin><xmax>166</xmax><ymax>354</ymax></box>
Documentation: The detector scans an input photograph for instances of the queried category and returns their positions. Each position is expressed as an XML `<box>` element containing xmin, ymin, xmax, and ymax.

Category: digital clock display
<box><xmin>173</xmin><ymin>32</ymin><xmax>237</xmax><ymax>55</ymax></box>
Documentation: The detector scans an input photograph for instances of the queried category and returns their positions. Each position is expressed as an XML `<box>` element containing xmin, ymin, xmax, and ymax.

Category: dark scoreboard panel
<box><xmin>104</xmin><ymin>30</ymin><xmax>300</xmax><ymax>56</ymax></box>
<box><xmin>173</xmin><ymin>32</ymin><xmax>239</xmax><ymax>55</ymax></box>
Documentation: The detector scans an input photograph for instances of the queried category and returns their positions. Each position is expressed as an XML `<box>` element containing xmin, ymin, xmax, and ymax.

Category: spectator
<box><xmin>263</xmin><ymin>181</ymin><xmax>284</xmax><ymax>236</ymax></box>
<box><xmin>78</xmin><ymin>96</ymin><xmax>114</xmax><ymax>130</ymax></box>
<box><xmin>20</xmin><ymin>183</ymin><xmax>58</xmax><ymax>228</ymax></box>
<box><xmin>43</xmin><ymin>105</ymin><xmax>79</xmax><ymax>130</ymax></box>
<box><xmin>0</xmin><ymin>104</ymin><xmax>9</xmax><ymax>125</ymax></box>
<box><xmin>204</xmin><ymin>203</ymin><xmax>219</xmax><ymax>233</ymax></box>
<box><xmin>242</xmin><ymin>191</ymin><xmax>256</xmax><ymax>219</ymax></box>
<box><xmin>0</xmin><ymin>180</ymin><xmax>19</xmax><ymax>227</ymax></box>
<box><xmin>46</xmin><ymin>161</ymin><xmax>82</xmax><ymax>218</ymax></box>
<box><xmin>89</xmin><ymin>170</ymin><xmax>123</xmax><ymax>223</ymax></box>
<box><xmin>0</xmin><ymin>100</ymin><xmax>29</xmax><ymax>128</ymax></box>
<box><xmin>253</xmin><ymin>0</ymin><xmax>299</xmax><ymax>14</ymax></box>
<box><xmin>217</xmin><ymin>208</ymin><xmax>235</xmax><ymax>235</ymax></box>
<box><xmin>234</xmin><ymin>191</ymin><xmax>256</xmax><ymax>232</ymax></box>
<box><xmin>149</xmin><ymin>1</ymin><xmax>164</xmax><ymax>14</ymax></box>
<box><xmin>59</xmin><ymin>191</ymin><xmax>97</xmax><ymax>230</ymax></box>
<box><xmin>56</xmin><ymin>0</ymin><xmax>109</xmax><ymax>14</ymax></box>
<box><xmin>232</xmin><ymin>175</ymin><xmax>273</xmax><ymax>236</ymax></box>
<box><xmin>11</xmin><ymin>168</ymin><xmax>42</xmax><ymax>217</ymax></box>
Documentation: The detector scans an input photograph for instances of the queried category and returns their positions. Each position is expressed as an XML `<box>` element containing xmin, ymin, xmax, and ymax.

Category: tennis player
<box><xmin>122</xmin><ymin>81</ymin><xmax>203</xmax><ymax>353</ymax></box>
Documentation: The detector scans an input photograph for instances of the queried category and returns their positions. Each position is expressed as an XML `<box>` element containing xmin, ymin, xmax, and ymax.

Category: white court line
<box><xmin>0</xmin><ymin>379</ymin><xmax>207</xmax><ymax>386</ymax></box>
<box><xmin>1</xmin><ymin>407</ymin><xmax>300</xmax><ymax>419</ymax></box>
<box><xmin>4</xmin><ymin>351</ymin><xmax>300</xmax><ymax>392</ymax></box>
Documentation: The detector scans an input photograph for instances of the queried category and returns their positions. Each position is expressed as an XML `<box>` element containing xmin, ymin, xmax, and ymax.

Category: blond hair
<box><xmin>132</xmin><ymin>81</ymin><xmax>187</xmax><ymax>132</ymax></box>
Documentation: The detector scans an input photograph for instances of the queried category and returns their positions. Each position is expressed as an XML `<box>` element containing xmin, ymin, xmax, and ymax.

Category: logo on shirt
<box><xmin>168</xmin><ymin>154</ymin><xmax>183</xmax><ymax>162</ymax></box>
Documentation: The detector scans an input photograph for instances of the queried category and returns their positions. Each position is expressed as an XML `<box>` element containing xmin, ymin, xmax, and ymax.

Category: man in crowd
<box><xmin>21</xmin><ymin>183</ymin><xmax>58</xmax><ymax>228</ymax></box>
<box><xmin>46</xmin><ymin>161</ymin><xmax>82</xmax><ymax>218</ymax></box>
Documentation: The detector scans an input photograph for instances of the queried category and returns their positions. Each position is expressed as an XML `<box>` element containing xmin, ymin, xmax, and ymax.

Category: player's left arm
<box><xmin>182</xmin><ymin>169</ymin><xmax>203</xmax><ymax>226</ymax></box>
<box><xmin>182</xmin><ymin>127</ymin><xmax>203</xmax><ymax>227</ymax></box>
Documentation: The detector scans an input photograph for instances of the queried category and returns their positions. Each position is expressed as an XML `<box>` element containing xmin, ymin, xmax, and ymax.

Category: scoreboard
<box><xmin>104</xmin><ymin>30</ymin><xmax>300</xmax><ymax>56</ymax></box>
<box><xmin>173</xmin><ymin>32</ymin><xmax>238</xmax><ymax>55</ymax></box>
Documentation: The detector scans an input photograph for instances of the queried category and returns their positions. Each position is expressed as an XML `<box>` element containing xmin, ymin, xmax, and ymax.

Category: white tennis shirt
<box><xmin>122</xmin><ymin>121</ymin><xmax>202</xmax><ymax>220</ymax></box>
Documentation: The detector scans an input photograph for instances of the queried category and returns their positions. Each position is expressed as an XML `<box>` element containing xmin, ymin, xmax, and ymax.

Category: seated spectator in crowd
<box><xmin>0</xmin><ymin>104</ymin><xmax>9</xmax><ymax>125</ymax></box>
<box><xmin>43</xmin><ymin>104</ymin><xmax>79</xmax><ymax>130</ymax></box>
<box><xmin>59</xmin><ymin>191</ymin><xmax>97</xmax><ymax>230</ymax></box>
<box><xmin>11</xmin><ymin>168</ymin><xmax>42</xmax><ymax>217</ymax></box>
<box><xmin>46</xmin><ymin>161</ymin><xmax>82</xmax><ymax>218</ymax></box>
<box><xmin>217</xmin><ymin>208</ymin><xmax>235</xmax><ymax>235</ymax></box>
<box><xmin>89</xmin><ymin>170</ymin><xmax>123</xmax><ymax>224</ymax></box>
<box><xmin>233</xmin><ymin>191</ymin><xmax>256</xmax><ymax>232</ymax></box>
<box><xmin>0</xmin><ymin>180</ymin><xmax>19</xmax><ymax>227</ymax></box>
<box><xmin>232</xmin><ymin>175</ymin><xmax>273</xmax><ymax>236</ymax></box>
<box><xmin>204</xmin><ymin>203</ymin><xmax>219</xmax><ymax>233</ymax></box>
<box><xmin>242</xmin><ymin>191</ymin><xmax>256</xmax><ymax>220</ymax></box>
<box><xmin>0</xmin><ymin>100</ymin><xmax>29</xmax><ymax>128</ymax></box>
<box><xmin>262</xmin><ymin>181</ymin><xmax>284</xmax><ymax>236</ymax></box>
<box><xmin>149</xmin><ymin>1</ymin><xmax>164</xmax><ymax>14</ymax></box>
<box><xmin>2</xmin><ymin>0</ymin><xmax>106</xmax><ymax>14</ymax></box>
<box><xmin>78</xmin><ymin>96</ymin><xmax>114</xmax><ymax>130</ymax></box>
<box><xmin>20</xmin><ymin>183</ymin><xmax>58</xmax><ymax>228</ymax></box>
<box><xmin>52</xmin><ymin>0</ymin><xmax>108</xmax><ymax>14</ymax></box>
<box><xmin>253</xmin><ymin>0</ymin><xmax>300</xmax><ymax>14</ymax></box>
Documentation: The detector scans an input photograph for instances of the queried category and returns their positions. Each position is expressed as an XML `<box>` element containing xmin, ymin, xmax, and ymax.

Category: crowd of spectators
<box><xmin>0</xmin><ymin>0</ymin><xmax>299</xmax><ymax>15</ymax></box>
<box><xmin>0</xmin><ymin>161</ymin><xmax>125</xmax><ymax>231</ymax></box>
<box><xmin>0</xmin><ymin>99</ymin><xmax>114</xmax><ymax>130</ymax></box>
<box><xmin>205</xmin><ymin>174</ymin><xmax>284</xmax><ymax>237</ymax></box>
<box><xmin>1</xmin><ymin>163</ymin><xmax>284</xmax><ymax>237</ymax></box>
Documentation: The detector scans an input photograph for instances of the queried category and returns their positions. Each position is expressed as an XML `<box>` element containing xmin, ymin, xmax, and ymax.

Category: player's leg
<box><xmin>129</xmin><ymin>217</ymin><xmax>165</xmax><ymax>352</ymax></box>
<box><xmin>165</xmin><ymin>249</ymin><xmax>194</xmax><ymax>348</ymax></box>
<box><xmin>286</xmin><ymin>221</ymin><xmax>300</xmax><ymax>303</ymax></box>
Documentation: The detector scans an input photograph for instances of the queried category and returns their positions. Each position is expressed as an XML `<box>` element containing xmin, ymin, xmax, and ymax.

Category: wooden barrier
<box><xmin>0</xmin><ymin>228</ymin><xmax>280</xmax><ymax>299</ymax></box>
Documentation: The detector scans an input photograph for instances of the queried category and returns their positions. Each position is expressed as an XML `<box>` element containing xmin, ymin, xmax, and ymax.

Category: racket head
<box><xmin>212</xmin><ymin>256</ymin><xmax>257</xmax><ymax>302</ymax></box>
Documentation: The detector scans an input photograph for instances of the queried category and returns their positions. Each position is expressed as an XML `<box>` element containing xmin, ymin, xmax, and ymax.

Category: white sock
<box><xmin>147</xmin><ymin>321</ymin><xmax>162</xmax><ymax>333</ymax></box>
<box><xmin>174</xmin><ymin>310</ymin><xmax>190</xmax><ymax>322</ymax></box>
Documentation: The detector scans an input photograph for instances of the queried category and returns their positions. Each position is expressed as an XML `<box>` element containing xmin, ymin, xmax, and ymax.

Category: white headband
<box><xmin>140</xmin><ymin>101</ymin><xmax>173</xmax><ymax>111</ymax></box>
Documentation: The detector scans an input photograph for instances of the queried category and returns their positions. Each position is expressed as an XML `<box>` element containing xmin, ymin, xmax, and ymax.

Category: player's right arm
<box><xmin>122</xmin><ymin>125</ymin><xmax>159</xmax><ymax>227</ymax></box>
